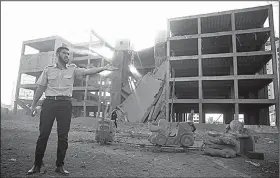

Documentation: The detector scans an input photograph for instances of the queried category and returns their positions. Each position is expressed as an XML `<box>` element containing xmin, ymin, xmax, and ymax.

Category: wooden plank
<box><xmin>268</xmin><ymin>5</ymin><xmax>280</xmax><ymax>128</ymax></box>
<box><xmin>168</xmin><ymin>5</ymin><xmax>270</xmax><ymax>22</ymax></box>
<box><xmin>169</xmin><ymin>27</ymin><xmax>270</xmax><ymax>41</ymax></box>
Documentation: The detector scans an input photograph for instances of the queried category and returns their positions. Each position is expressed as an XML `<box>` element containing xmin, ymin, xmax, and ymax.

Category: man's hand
<box><xmin>30</xmin><ymin>106</ymin><xmax>37</xmax><ymax>117</ymax></box>
<box><xmin>103</xmin><ymin>64</ymin><xmax>118</xmax><ymax>71</ymax></box>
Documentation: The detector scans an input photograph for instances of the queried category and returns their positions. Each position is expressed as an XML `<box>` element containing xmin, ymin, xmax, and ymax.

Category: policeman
<box><xmin>27</xmin><ymin>46</ymin><xmax>117</xmax><ymax>175</ymax></box>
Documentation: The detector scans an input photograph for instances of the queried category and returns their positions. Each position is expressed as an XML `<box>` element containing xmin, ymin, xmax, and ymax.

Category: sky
<box><xmin>1</xmin><ymin>1</ymin><xmax>279</xmax><ymax>106</ymax></box>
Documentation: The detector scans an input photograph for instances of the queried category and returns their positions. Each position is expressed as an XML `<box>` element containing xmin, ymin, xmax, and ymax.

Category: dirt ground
<box><xmin>1</xmin><ymin>113</ymin><xmax>279</xmax><ymax>178</ymax></box>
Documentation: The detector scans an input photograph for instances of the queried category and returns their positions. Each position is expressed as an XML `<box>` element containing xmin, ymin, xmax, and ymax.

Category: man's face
<box><xmin>58</xmin><ymin>49</ymin><xmax>70</xmax><ymax>64</ymax></box>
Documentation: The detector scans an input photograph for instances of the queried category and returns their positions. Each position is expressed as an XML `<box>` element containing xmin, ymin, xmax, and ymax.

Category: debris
<box><xmin>245</xmin><ymin>160</ymin><xmax>260</xmax><ymax>167</ymax></box>
<box><xmin>203</xmin><ymin>131</ymin><xmax>240</xmax><ymax>158</ymax></box>
<box><xmin>247</xmin><ymin>151</ymin><xmax>264</xmax><ymax>160</ymax></box>
<box><xmin>204</xmin><ymin>147</ymin><xmax>236</xmax><ymax>158</ymax></box>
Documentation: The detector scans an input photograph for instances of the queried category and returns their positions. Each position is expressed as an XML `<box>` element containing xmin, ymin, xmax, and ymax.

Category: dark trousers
<box><xmin>34</xmin><ymin>99</ymin><xmax>72</xmax><ymax>167</ymax></box>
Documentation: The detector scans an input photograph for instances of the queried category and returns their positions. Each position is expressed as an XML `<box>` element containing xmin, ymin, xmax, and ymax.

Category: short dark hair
<box><xmin>56</xmin><ymin>46</ymin><xmax>69</xmax><ymax>55</ymax></box>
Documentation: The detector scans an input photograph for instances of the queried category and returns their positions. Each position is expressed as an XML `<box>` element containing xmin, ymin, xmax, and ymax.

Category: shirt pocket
<box><xmin>48</xmin><ymin>74</ymin><xmax>58</xmax><ymax>87</ymax></box>
<box><xmin>63</xmin><ymin>74</ymin><xmax>73</xmax><ymax>86</ymax></box>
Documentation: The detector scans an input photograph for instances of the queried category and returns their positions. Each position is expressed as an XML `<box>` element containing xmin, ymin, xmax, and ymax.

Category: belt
<box><xmin>46</xmin><ymin>96</ymin><xmax>71</xmax><ymax>101</ymax></box>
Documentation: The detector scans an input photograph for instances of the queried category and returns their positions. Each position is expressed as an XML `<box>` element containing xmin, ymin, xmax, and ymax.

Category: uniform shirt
<box><xmin>36</xmin><ymin>63</ymin><xmax>87</xmax><ymax>97</ymax></box>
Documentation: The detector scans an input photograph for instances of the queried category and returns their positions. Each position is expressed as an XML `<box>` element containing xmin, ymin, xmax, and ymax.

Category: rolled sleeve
<box><xmin>36</xmin><ymin>67</ymin><xmax>48</xmax><ymax>86</ymax></box>
<box><xmin>74</xmin><ymin>66</ymin><xmax>87</xmax><ymax>77</ymax></box>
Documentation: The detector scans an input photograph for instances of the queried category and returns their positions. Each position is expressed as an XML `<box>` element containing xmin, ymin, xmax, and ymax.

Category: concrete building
<box><xmin>165</xmin><ymin>5</ymin><xmax>279</xmax><ymax>126</ymax></box>
<box><xmin>266</xmin><ymin>39</ymin><xmax>279</xmax><ymax>126</ymax></box>
<box><xmin>13</xmin><ymin>36</ymin><xmax>112</xmax><ymax>117</ymax></box>
<box><xmin>13</xmin><ymin>5</ymin><xmax>279</xmax><ymax>126</ymax></box>
<box><xmin>13</xmin><ymin>35</ymin><xmax>153</xmax><ymax>118</ymax></box>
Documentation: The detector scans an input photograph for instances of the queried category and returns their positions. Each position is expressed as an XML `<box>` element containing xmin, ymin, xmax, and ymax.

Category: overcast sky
<box><xmin>1</xmin><ymin>1</ymin><xmax>279</xmax><ymax>105</ymax></box>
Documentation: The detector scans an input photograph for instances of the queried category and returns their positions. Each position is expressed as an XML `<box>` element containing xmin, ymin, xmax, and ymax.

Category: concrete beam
<box><xmin>168</xmin><ymin>5</ymin><xmax>270</xmax><ymax>22</ymax></box>
<box><xmin>169</xmin><ymin>99</ymin><xmax>276</xmax><ymax>104</ymax></box>
<box><xmin>169</xmin><ymin>74</ymin><xmax>274</xmax><ymax>82</ymax></box>
<box><xmin>170</xmin><ymin>51</ymin><xmax>273</xmax><ymax>61</ymax></box>
<box><xmin>169</xmin><ymin>27</ymin><xmax>270</xmax><ymax>40</ymax></box>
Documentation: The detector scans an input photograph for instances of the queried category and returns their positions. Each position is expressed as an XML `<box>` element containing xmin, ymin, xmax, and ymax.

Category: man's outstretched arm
<box><xmin>75</xmin><ymin>64</ymin><xmax>117</xmax><ymax>77</ymax></box>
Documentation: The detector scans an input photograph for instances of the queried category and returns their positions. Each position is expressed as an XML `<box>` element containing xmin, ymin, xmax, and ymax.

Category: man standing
<box><xmin>27</xmin><ymin>46</ymin><xmax>116</xmax><ymax>175</ymax></box>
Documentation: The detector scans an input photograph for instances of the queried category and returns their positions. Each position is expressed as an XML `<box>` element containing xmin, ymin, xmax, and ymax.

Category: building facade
<box><xmin>165</xmin><ymin>5</ymin><xmax>279</xmax><ymax>126</ymax></box>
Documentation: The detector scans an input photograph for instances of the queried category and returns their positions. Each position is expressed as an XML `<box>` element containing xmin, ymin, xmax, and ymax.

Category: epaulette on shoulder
<box><xmin>45</xmin><ymin>64</ymin><xmax>55</xmax><ymax>68</ymax></box>
<box><xmin>67</xmin><ymin>63</ymin><xmax>77</xmax><ymax>67</ymax></box>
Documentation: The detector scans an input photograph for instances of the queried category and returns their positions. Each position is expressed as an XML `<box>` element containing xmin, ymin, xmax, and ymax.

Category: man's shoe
<box><xmin>27</xmin><ymin>165</ymin><xmax>40</xmax><ymax>175</ymax></box>
<box><xmin>27</xmin><ymin>164</ymin><xmax>46</xmax><ymax>175</ymax></box>
<box><xmin>55</xmin><ymin>166</ymin><xmax>70</xmax><ymax>175</ymax></box>
<box><xmin>39</xmin><ymin>164</ymin><xmax>47</xmax><ymax>174</ymax></box>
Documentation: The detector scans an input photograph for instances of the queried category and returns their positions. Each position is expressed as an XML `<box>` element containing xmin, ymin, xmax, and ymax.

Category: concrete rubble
<box><xmin>116</xmin><ymin>61</ymin><xmax>168</xmax><ymax>123</ymax></box>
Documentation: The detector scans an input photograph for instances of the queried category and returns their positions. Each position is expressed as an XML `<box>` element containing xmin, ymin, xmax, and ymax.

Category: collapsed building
<box><xmin>13</xmin><ymin>5</ymin><xmax>279</xmax><ymax>126</ymax></box>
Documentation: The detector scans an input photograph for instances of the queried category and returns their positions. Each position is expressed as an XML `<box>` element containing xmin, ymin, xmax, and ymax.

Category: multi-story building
<box><xmin>266</xmin><ymin>39</ymin><xmax>279</xmax><ymax>125</ymax></box>
<box><xmin>13</xmin><ymin>35</ymin><xmax>153</xmax><ymax>118</ymax></box>
<box><xmin>13</xmin><ymin>36</ymin><xmax>111</xmax><ymax>117</ymax></box>
<box><xmin>165</xmin><ymin>5</ymin><xmax>279</xmax><ymax>126</ymax></box>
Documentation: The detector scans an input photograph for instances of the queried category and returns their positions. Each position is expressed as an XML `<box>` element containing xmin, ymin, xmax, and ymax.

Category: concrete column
<box><xmin>13</xmin><ymin>44</ymin><xmax>26</xmax><ymax>114</ymax></box>
<box><xmin>202</xmin><ymin>110</ymin><xmax>206</xmax><ymax>123</ymax></box>
<box><xmin>259</xmin><ymin>108</ymin><xmax>270</xmax><ymax>125</ymax></box>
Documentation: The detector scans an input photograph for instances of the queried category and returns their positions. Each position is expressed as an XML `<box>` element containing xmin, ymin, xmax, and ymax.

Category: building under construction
<box><xmin>13</xmin><ymin>34</ymin><xmax>153</xmax><ymax>118</ymax></box>
<box><xmin>164</xmin><ymin>5</ymin><xmax>279</xmax><ymax>125</ymax></box>
<box><xmin>13</xmin><ymin>5</ymin><xmax>279</xmax><ymax>126</ymax></box>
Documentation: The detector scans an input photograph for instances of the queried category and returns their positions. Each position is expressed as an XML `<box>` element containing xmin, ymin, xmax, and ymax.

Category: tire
<box><xmin>180</xmin><ymin>134</ymin><xmax>194</xmax><ymax>147</ymax></box>
<box><xmin>155</xmin><ymin>134</ymin><xmax>167</xmax><ymax>146</ymax></box>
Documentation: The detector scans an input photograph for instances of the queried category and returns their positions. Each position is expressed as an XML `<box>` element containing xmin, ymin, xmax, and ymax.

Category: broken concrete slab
<box><xmin>117</xmin><ymin>72</ymin><xmax>163</xmax><ymax>122</ymax></box>
<box><xmin>153</xmin><ymin>60</ymin><xmax>167</xmax><ymax>81</ymax></box>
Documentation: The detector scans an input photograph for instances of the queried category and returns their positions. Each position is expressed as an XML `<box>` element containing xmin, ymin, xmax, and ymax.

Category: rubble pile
<box><xmin>116</xmin><ymin>61</ymin><xmax>168</xmax><ymax>123</ymax></box>
<box><xmin>203</xmin><ymin>131</ymin><xmax>240</xmax><ymax>158</ymax></box>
